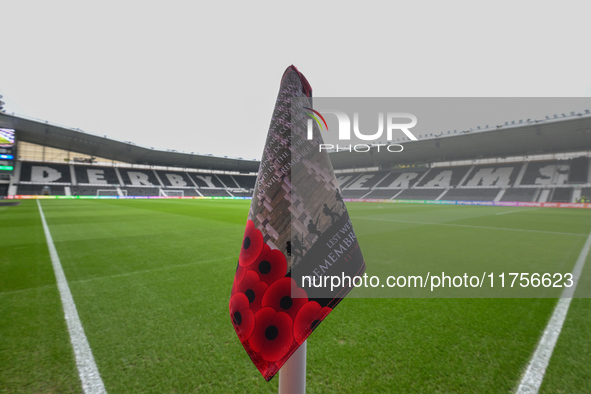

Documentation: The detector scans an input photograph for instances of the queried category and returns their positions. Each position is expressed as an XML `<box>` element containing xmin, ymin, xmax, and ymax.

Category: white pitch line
<box><xmin>516</xmin><ymin>229</ymin><xmax>591</xmax><ymax>394</ymax></box>
<box><xmin>496</xmin><ymin>208</ymin><xmax>540</xmax><ymax>216</ymax></box>
<box><xmin>351</xmin><ymin>216</ymin><xmax>586</xmax><ymax>237</ymax></box>
<box><xmin>37</xmin><ymin>200</ymin><xmax>107</xmax><ymax>394</ymax></box>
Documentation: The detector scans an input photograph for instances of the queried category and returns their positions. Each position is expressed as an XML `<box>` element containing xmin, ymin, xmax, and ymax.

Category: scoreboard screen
<box><xmin>0</xmin><ymin>128</ymin><xmax>15</xmax><ymax>148</ymax></box>
<box><xmin>0</xmin><ymin>128</ymin><xmax>16</xmax><ymax>172</ymax></box>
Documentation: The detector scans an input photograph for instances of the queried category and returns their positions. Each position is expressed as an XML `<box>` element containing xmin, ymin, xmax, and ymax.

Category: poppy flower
<box><xmin>239</xmin><ymin>220</ymin><xmax>264</xmax><ymax>267</ymax></box>
<box><xmin>249</xmin><ymin>307</ymin><xmax>295</xmax><ymax>362</ymax></box>
<box><xmin>235</xmin><ymin>270</ymin><xmax>268</xmax><ymax>312</ymax></box>
<box><xmin>232</xmin><ymin>262</ymin><xmax>246</xmax><ymax>294</ymax></box>
<box><xmin>261</xmin><ymin>277</ymin><xmax>308</xmax><ymax>320</ymax></box>
<box><xmin>229</xmin><ymin>293</ymin><xmax>255</xmax><ymax>342</ymax></box>
<box><xmin>293</xmin><ymin>301</ymin><xmax>332</xmax><ymax>345</ymax></box>
<box><xmin>254</xmin><ymin>248</ymin><xmax>287</xmax><ymax>285</ymax></box>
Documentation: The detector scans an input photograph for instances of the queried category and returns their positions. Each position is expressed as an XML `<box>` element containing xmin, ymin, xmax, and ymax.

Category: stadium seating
<box><xmin>520</xmin><ymin>160</ymin><xmax>570</xmax><ymax>186</ymax></box>
<box><xmin>394</xmin><ymin>189</ymin><xmax>445</xmax><ymax>200</ymax></box>
<box><xmin>229</xmin><ymin>191</ymin><xmax>253</xmax><ymax>197</ymax></box>
<box><xmin>461</xmin><ymin>163</ymin><xmax>520</xmax><ymax>187</ymax></box>
<box><xmin>71</xmin><ymin>186</ymin><xmax>115</xmax><ymax>196</ymax></box>
<box><xmin>75</xmin><ymin>165</ymin><xmax>120</xmax><ymax>185</ymax></box>
<box><xmin>155</xmin><ymin>171</ymin><xmax>195</xmax><ymax>188</ymax></box>
<box><xmin>568</xmin><ymin>157</ymin><xmax>589</xmax><ymax>184</ymax></box>
<box><xmin>8</xmin><ymin>159</ymin><xmax>589</xmax><ymax>203</ymax></box>
<box><xmin>374</xmin><ymin>170</ymin><xmax>425</xmax><ymax>189</ymax></box>
<box><xmin>214</xmin><ymin>174</ymin><xmax>239</xmax><ymax>188</ymax></box>
<box><xmin>233</xmin><ymin>175</ymin><xmax>256</xmax><ymax>189</ymax></box>
<box><xmin>199</xmin><ymin>189</ymin><xmax>233</xmax><ymax>197</ymax></box>
<box><xmin>362</xmin><ymin>189</ymin><xmax>401</xmax><ymax>199</ymax></box>
<box><xmin>10</xmin><ymin>161</ymin><xmax>257</xmax><ymax>198</ymax></box>
<box><xmin>118</xmin><ymin>169</ymin><xmax>160</xmax><ymax>187</ymax></box>
<box><xmin>499</xmin><ymin>188</ymin><xmax>539</xmax><ymax>202</ymax></box>
<box><xmin>439</xmin><ymin>188</ymin><xmax>501</xmax><ymax>201</ymax></box>
<box><xmin>16</xmin><ymin>184</ymin><xmax>66</xmax><ymax>195</ymax></box>
<box><xmin>20</xmin><ymin>162</ymin><xmax>72</xmax><ymax>183</ymax></box>
<box><xmin>121</xmin><ymin>187</ymin><xmax>160</xmax><ymax>196</ymax></box>
<box><xmin>189</xmin><ymin>173</ymin><xmax>225</xmax><ymax>188</ymax></box>
<box><xmin>549</xmin><ymin>188</ymin><xmax>573</xmax><ymax>202</ymax></box>
<box><xmin>342</xmin><ymin>189</ymin><xmax>370</xmax><ymax>198</ymax></box>
<box><xmin>416</xmin><ymin>166</ymin><xmax>471</xmax><ymax>188</ymax></box>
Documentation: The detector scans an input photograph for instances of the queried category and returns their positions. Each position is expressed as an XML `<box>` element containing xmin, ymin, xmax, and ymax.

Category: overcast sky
<box><xmin>1</xmin><ymin>1</ymin><xmax>590</xmax><ymax>160</ymax></box>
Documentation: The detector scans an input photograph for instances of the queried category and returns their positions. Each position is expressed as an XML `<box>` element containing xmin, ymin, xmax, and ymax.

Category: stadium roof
<box><xmin>329</xmin><ymin>114</ymin><xmax>591</xmax><ymax>170</ymax></box>
<box><xmin>2</xmin><ymin>111</ymin><xmax>591</xmax><ymax>172</ymax></box>
<box><xmin>0</xmin><ymin>112</ymin><xmax>259</xmax><ymax>173</ymax></box>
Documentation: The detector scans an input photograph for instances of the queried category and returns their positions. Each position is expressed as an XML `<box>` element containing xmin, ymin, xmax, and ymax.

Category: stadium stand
<box><xmin>20</xmin><ymin>162</ymin><xmax>72</xmax><ymax>183</ymax></box>
<box><xmin>549</xmin><ymin>188</ymin><xmax>573</xmax><ymax>203</ymax></box>
<box><xmin>330</xmin><ymin>158</ymin><xmax>589</xmax><ymax>203</ymax></box>
<box><xmin>461</xmin><ymin>163</ymin><xmax>520</xmax><ymax>187</ymax></box>
<box><xmin>118</xmin><ymin>169</ymin><xmax>160</xmax><ymax>187</ymax></box>
<box><xmin>374</xmin><ymin>170</ymin><xmax>426</xmax><ymax>189</ymax></box>
<box><xmin>233</xmin><ymin>175</ymin><xmax>257</xmax><ymax>189</ymax></box>
<box><xmin>416</xmin><ymin>166</ymin><xmax>471</xmax><ymax>188</ymax></box>
<box><xmin>342</xmin><ymin>189</ymin><xmax>371</xmax><ymax>198</ymax></box>
<box><xmin>120</xmin><ymin>187</ymin><xmax>161</xmax><ymax>196</ymax></box>
<box><xmin>8</xmin><ymin>162</ymin><xmax>256</xmax><ymax>197</ymax></box>
<box><xmin>440</xmin><ymin>188</ymin><xmax>501</xmax><ymax>201</ymax></box>
<box><xmin>7</xmin><ymin>157</ymin><xmax>590</xmax><ymax>203</ymax></box>
<box><xmin>189</xmin><ymin>173</ymin><xmax>225</xmax><ymax>188</ymax></box>
<box><xmin>17</xmin><ymin>184</ymin><xmax>66</xmax><ymax>195</ymax></box>
<box><xmin>229</xmin><ymin>191</ymin><xmax>252</xmax><ymax>197</ymax></box>
<box><xmin>568</xmin><ymin>157</ymin><xmax>588</xmax><ymax>184</ymax></box>
<box><xmin>395</xmin><ymin>188</ymin><xmax>446</xmax><ymax>200</ymax></box>
<box><xmin>177</xmin><ymin>189</ymin><xmax>202</xmax><ymax>197</ymax></box>
<box><xmin>362</xmin><ymin>189</ymin><xmax>401</xmax><ymax>199</ymax></box>
<box><xmin>520</xmin><ymin>160</ymin><xmax>570</xmax><ymax>186</ymax></box>
<box><xmin>214</xmin><ymin>174</ymin><xmax>239</xmax><ymax>188</ymax></box>
<box><xmin>499</xmin><ymin>188</ymin><xmax>539</xmax><ymax>202</ymax></box>
<box><xmin>155</xmin><ymin>171</ymin><xmax>194</xmax><ymax>188</ymax></box>
<box><xmin>348</xmin><ymin>171</ymin><xmax>391</xmax><ymax>189</ymax></box>
<box><xmin>199</xmin><ymin>189</ymin><xmax>233</xmax><ymax>197</ymax></box>
<box><xmin>71</xmin><ymin>186</ymin><xmax>114</xmax><ymax>196</ymax></box>
<box><xmin>3</xmin><ymin>106</ymin><xmax>590</xmax><ymax>204</ymax></box>
<box><xmin>75</xmin><ymin>165</ymin><xmax>120</xmax><ymax>185</ymax></box>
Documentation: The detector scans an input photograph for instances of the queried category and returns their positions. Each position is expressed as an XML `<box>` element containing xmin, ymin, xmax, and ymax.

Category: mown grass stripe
<box><xmin>516</xmin><ymin>230</ymin><xmax>591</xmax><ymax>393</ymax></box>
<box><xmin>352</xmin><ymin>216</ymin><xmax>587</xmax><ymax>237</ymax></box>
<box><xmin>37</xmin><ymin>200</ymin><xmax>107</xmax><ymax>394</ymax></box>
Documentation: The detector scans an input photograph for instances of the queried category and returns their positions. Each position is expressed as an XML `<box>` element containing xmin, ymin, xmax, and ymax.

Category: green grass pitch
<box><xmin>1</xmin><ymin>199</ymin><xmax>590</xmax><ymax>392</ymax></box>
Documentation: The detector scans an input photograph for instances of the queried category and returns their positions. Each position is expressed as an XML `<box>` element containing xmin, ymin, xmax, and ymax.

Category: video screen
<box><xmin>0</xmin><ymin>128</ymin><xmax>15</xmax><ymax>148</ymax></box>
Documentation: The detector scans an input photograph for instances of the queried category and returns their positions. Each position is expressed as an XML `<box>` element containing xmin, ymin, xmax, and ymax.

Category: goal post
<box><xmin>159</xmin><ymin>189</ymin><xmax>184</xmax><ymax>197</ymax></box>
<box><xmin>97</xmin><ymin>189</ymin><xmax>127</xmax><ymax>197</ymax></box>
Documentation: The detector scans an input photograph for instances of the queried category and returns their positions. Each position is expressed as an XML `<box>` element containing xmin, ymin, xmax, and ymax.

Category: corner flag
<box><xmin>230</xmin><ymin>65</ymin><xmax>365</xmax><ymax>381</ymax></box>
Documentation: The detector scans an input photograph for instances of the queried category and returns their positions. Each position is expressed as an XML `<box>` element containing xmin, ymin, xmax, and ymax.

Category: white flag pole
<box><xmin>278</xmin><ymin>340</ymin><xmax>306</xmax><ymax>394</ymax></box>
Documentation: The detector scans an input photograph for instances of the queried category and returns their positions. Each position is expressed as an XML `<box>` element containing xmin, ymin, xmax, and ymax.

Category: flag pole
<box><xmin>278</xmin><ymin>340</ymin><xmax>306</xmax><ymax>394</ymax></box>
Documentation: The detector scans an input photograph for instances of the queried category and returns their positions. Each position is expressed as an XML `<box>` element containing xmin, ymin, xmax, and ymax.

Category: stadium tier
<box><xmin>74</xmin><ymin>165</ymin><xmax>120</xmax><ymax>185</ymax></box>
<box><xmin>549</xmin><ymin>187</ymin><xmax>573</xmax><ymax>203</ymax></box>
<box><xmin>439</xmin><ymin>188</ymin><xmax>501</xmax><ymax>202</ymax></box>
<box><xmin>499</xmin><ymin>188</ymin><xmax>539</xmax><ymax>202</ymax></box>
<box><xmin>7</xmin><ymin>161</ymin><xmax>256</xmax><ymax>198</ymax></box>
<box><xmin>395</xmin><ymin>188</ymin><xmax>446</xmax><ymax>200</ymax></box>
<box><xmin>334</xmin><ymin>157</ymin><xmax>590</xmax><ymax>203</ymax></box>
<box><xmin>4</xmin><ymin>157</ymin><xmax>589</xmax><ymax>203</ymax></box>
<box><xmin>415</xmin><ymin>165</ymin><xmax>472</xmax><ymax>188</ymax></box>
<box><xmin>362</xmin><ymin>188</ymin><xmax>402</xmax><ymax>199</ymax></box>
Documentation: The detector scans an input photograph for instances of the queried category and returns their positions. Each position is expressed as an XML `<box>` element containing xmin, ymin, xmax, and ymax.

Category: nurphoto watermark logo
<box><xmin>304</xmin><ymin>108</ymin><xmax>418</xmax><ymax>152</ymax></box>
